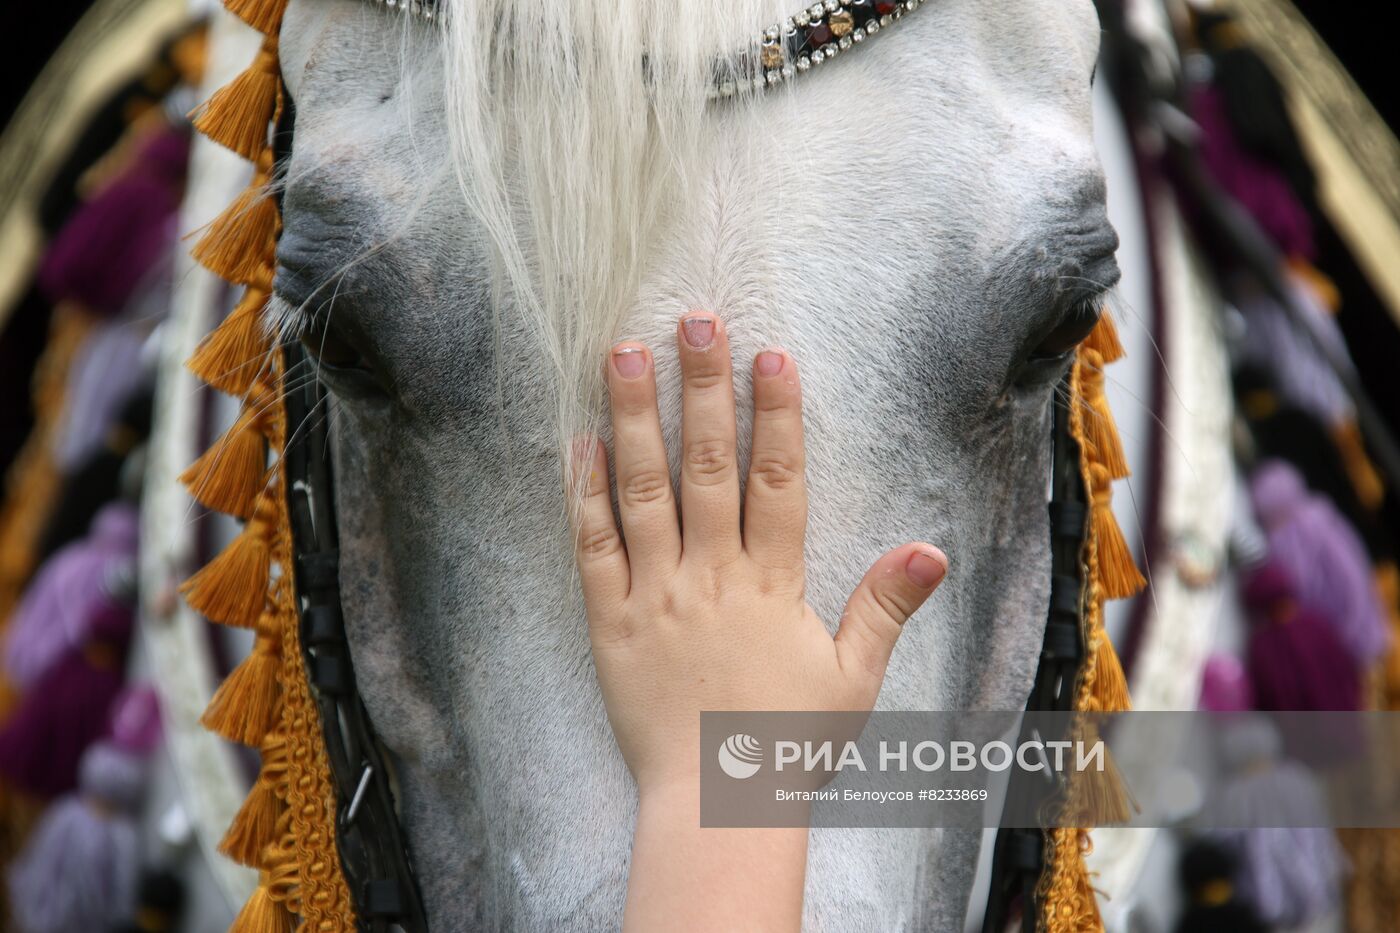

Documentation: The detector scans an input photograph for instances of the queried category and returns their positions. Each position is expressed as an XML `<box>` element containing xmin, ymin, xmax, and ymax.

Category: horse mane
<box><xmin>438</xmin><ymin>0</ymin><xmax>782</xmax><ymax>465</ymax></box>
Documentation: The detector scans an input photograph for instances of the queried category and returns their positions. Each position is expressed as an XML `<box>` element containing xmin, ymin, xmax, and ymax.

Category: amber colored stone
<box><xmin>761</xmin><ymin>43</ymin><xmax>784</xmax><ymax>69</ymax></box>
<box><xmin>828</xmin><ymin>9</ymin><xmax>855</xmax><ymax>37</ymax></box>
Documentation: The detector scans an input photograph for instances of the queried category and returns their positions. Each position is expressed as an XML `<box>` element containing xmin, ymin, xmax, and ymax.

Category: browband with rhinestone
<box><xmin>363</xmin><ymin>0</ymin><xmax>926</xmax><ymax>96</ymax></box>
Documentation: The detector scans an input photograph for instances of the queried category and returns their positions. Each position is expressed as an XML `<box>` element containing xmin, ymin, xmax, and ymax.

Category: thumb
<box><xmin>834</xmin><ymin>544</ymin><xmax>947</xmax><ymax>684</ymax></box>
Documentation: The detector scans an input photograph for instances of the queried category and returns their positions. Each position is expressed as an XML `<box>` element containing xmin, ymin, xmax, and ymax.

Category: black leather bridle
<box><xmin>275</xmin><ymin>92</ymin><xmax>429</xmax><ymax>931</ymax></box>
<box><xmin>980</xmin><ymin>382</ymin><xmax>1092</xmax><ymax>932</ymax></box>
<box><xmin>283</xmin><ymin>341</ymin><xmax>430</xmax><ymax>932</ymax></box>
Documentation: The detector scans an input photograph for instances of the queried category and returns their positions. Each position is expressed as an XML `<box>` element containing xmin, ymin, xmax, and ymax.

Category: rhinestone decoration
<box><xmin>735</xmin><ymin>0</ymin><xmax>924</xmax><ymax>97</ymax></box>
<box><xmin>365</xmin><ymin>0</ymin><xmax>438</xmax><ymax>20</ymax></box>
<box><xmin>358</xmin><ymin>0</ymin><xmax>928</xmax><ymax>97</ymax></box>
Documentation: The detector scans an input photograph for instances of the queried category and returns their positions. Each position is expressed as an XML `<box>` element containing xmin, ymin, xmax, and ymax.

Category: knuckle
<box><xmin>621</xmin><ymin>469</ymin><xmax>672</xmax><ymax>507</ymax></box>
<box><xmin>749</xmin><ymin>455</ymin><xmax>802</xmax><ymax>492</ymax></box>
<box><xmin>578</xmin><ymin>525</ymin><xmax>623</xmax><ymax>561</ymax></box>
<box><xmin>614</xmin><ymin>388</ymin><xmax>657</xmax><ymax>416</ymax></box>
<box><xmin>756</xmin><ymin>565</ymin><xmax>803</xmax><ymax>598</ymax></box>
<box><xmin>754</xmin><ymin>388</ymin><xmax>798</xmax><ymax>414</ymax></box>
<box><xmin>869</xmin><ymin>585</ymin><xmax>916</xmax><ymax>625</ymax></box>
<box><xmin>684</xmin><ymin>367</ymin><xmax>728</xmax><ymax>391</ymax></box>
<box><xmin>684</xmin><ymin>440</ymin><xmax>735</xmax><ymax>482</ymax></box>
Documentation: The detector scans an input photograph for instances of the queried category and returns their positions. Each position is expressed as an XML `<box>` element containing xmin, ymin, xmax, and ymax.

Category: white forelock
<box><xmin>438</xmin><ymin>0</ymin><xmax>792</xmax><ymax>462</ymax></box>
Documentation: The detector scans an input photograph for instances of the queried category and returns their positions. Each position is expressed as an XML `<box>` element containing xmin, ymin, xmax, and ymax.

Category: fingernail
<box><xmin>755</xmin><ymin>349</ymin><xmax>785</xmax><ymax>377</ymax></box>
<box><xmin>905</xmin><ymin>548</ymin><xmax>948</xmax><ymax>588</ymax></box>
<box><xmin>613</xmin><ymin>346</ymin><xmax>646</xmax><ymax>379</ymax></box>
<box><xmin>681</xmin><ymin>314</ymin><xmax>715</xmax><ymax>349</ymax></box>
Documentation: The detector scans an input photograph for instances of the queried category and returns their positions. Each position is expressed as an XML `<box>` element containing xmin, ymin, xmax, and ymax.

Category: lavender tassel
<box><xmin>1235</xmin><ymin>288</ymin><xmax>1353</xmax><ymax>429</ymax></box>
<box><xmin>3</xmin><ymin>503</ymin><xmax>138</xmax><ymax>686</ymax></box>
<box><xmin>1250</xmin><ymin>460</ymin><xmax>1388</xmax><ymax>665</ymax></box>
<box><xmin>5</xmin><ymin>742</ymin><xmax>145</xmax><ymax>932</ymax></box>
<box><xmin>1208</xmin><ymin>718</ymin><xmax>1348</xmax><ymax>928</ymax></box>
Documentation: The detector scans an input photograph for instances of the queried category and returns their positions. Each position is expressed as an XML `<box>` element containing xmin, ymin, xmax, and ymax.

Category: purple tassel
<box><xmin>107</xmin><ymin>685</ymin><xmax>162</xmax><ymax>756</ymax></box>
<box><xmin>3</xmin><ymin>502</ymin><xmax>138</xmax><ymax>687</ymax></box>
<box><xmin>1250</xmin><ymin>460</ymin><xmax>1388</xmax><ymax>664</ymax></box>
<box><xmin>1190</xmin><ymin>83</ymin><xmax>1315</xmax><ymax>259</ymax></box>
<box><xmin>5</xmin><ymin>742</ymin><xmax>145</xmax><ymax>933</ymax></box>
<box><xmin>1208</xmin><ymin>720</ymin><xmax>1347</xmax><ymax>928</ymax></box>
<box><xmin>52</xmin><ymin>320</ymin><xmax>150</xmax><ymax>472</ymax></box>
<box><xmin>36</xmin><ymin>128</ymin><xmax>188</xmax><ymax>316</ymax></box>
<box><xmin>1235</xmin><ymin>280</ymin><xmax>1355</xmax><ymax>430</ymax></box>
<box><xmin>0</xmin><ymin>601</ymin><xmax>131</xmax><ymax>798</ymax></box>
<box><xmin>1200</xmin><ymin>654</ymin><xmax>1254</xmax><ymax>712</ymax></box>
<box><xmin>1243</xmin><ymin>558</ymin><xmax>1361</xmax><ymax>712</ymax></box>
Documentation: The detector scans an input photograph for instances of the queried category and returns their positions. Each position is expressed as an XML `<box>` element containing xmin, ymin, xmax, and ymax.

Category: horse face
<box><xmin>273</xmin><ymin>0</ymin><xmax>1115</xmax><ymax>926</ymax></box>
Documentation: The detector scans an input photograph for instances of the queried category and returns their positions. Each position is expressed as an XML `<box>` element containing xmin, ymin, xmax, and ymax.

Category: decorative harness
<box><xmin>179</xmin><ymin>0</ymin><xmax>1142</xmax><ymax>930</ymax></box>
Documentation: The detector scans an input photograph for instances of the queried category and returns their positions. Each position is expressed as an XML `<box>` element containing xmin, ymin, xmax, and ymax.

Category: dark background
<box><xmin>2</xmin><ymin>4</ymin><xmax>1397</xmax><ymax>135</ymax></box>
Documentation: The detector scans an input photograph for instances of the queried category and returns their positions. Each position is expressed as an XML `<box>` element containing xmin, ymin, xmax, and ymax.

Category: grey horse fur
<box><xmin>273</xmin><ymin>0</ymin><xmax>1119</xmax><ymax>928</ymax></box>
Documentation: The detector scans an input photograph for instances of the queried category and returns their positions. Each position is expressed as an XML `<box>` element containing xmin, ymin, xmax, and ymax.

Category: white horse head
<box><xmin>274</xmin><ymin>0</ymin><xmax>1117</xmax><ymax>926</ymax></box>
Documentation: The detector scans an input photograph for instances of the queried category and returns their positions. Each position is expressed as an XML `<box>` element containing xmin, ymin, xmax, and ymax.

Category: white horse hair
<box><xmin>440</xmin><ymin>0</ymin><xmax>789</xmax><ymax>462</ymax></box>
<box><xmin>272</xmin><ymin>0</ymin><xmax>1119</xmax><ymax>928</ymax></box>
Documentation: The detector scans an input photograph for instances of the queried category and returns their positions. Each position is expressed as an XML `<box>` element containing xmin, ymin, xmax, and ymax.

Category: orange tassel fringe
<box><xmin>183</xmin><ymin>8</ymin><xmax>391</xmax><ymax>927</ymax></box>
<box><xmin>1087</xmin><ymin>463</ymin><xmax>1146</xmax><ymax>600</ymax></box>
<box><xmin>180</xmin><ymin>497</ymin><xmax>273</xmax><ymax>628</ymax></box>
<box><xmin>1077</xmin><ymin>349</ymin><xmax>1130</xmax><ymax>480</ymax></box>
<box><xmin>179</xmin><ymin>406</ymin><xmax>268</xmax><ymax>519</ymax></box>
<box><xmin>188</xmin><ymin>281</ymin><xmax>274</xmax><ymax>395</ymax></box>
<box><xmin>1331</xmin><ymin>418</ymin><xmax>1385</xmax><ymax>512</ymax></box>
<box><xmin>1090</xmin><ymin>631</ymin><xmax>1131</xmax><ymax>715</ymax></box>
<box><xmin>192</xmin><ymin>38</ymin><xmax>280</xmax><ymax>161</ymax></box>
<box><xmin>1041</xmin><ymin>829</ymin><xmax>1103</xmax><ymax>932</ymax></box>
<box><xmin>1040</xmin><ymin>318</ymin><xmax>1143</xmax><ymax>931</ymax></box>
<box><xmin>219</xmin><ymin>732</ymin><xmax>288</xmax><ymax>867</ymax></box>
<box><xmin>225</xmin><ymin>0</ymin><xmax>288</xmax><ymax>35</ymax></box>
<box><xmin>201</xmin><ymin>618</ymin><xmax>282</xmax><ymax>745</ymax></box>
<box><xmin>230</xmin><ymin>878</ymin><xmax>295</xmax><ymax>933</ymax></box>
<box><xmin>1083</xmin><ymin>309</ymin><xmax>1124</xmax><ymax>364</ymax></box>
<box><xmin>191</xmin><ymin>166</ymin><xmax>279</xmax><ymax>285</ymax></box>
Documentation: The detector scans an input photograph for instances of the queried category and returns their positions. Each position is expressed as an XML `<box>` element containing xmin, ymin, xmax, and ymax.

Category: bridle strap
<box><xmin>980</xmin><ymin>377</ymin><xmax>1090</xmax><ymax>932</ymax></box>
<box><xmin>283</xmin><ymin>342</ymin><xmax>430</xmax><ymax>932</ymax></box>
<box><xmin>277</xmin><ymin>83</ymin><xmax>428</xmax><ymax>928</ymax></box>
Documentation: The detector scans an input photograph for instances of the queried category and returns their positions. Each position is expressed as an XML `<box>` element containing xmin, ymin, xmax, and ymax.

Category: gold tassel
<box><xmin>201</xmin><ymin>617</ymin><xmax>282</xmax><ymax>746</ymax></box>
<box><xmin>1077</xmin><ymin>349</ymin><xmax>1130</xmax><ymax>480</ymax></box>
<box><xmin>180</xmin><ymin>494</ymin><xmax>275</xmax><ymax>628</ymax></box>
<box><xmin>1331</xmin><ymin>418</ymin><xmax>1386</xmax><ymax>512</ymax></box>
<box><xmin>1040</xmin><ymin>829</ymin><xmax>1102</xmax><ymax>932</ymax></box>
<box><xmin>219</xmin><ymin>732</ymin><xmax>288</xmax><ymax>867</ymax></box>
<box><xmin>1083</xmin><ymin>311</ymin><xmax>1124</xmax><ymax>365</ymax></box>
<box><xmin>1087</xmin><ymin>463</ymin><xmax>1146</xmax><ymax>600</ymax></box>
<box><xmin>1041</xmin><ymin>307</ymin><xmax>1141</xmax><ymax>932</ymax></box>
<box><xmin>230</xmin><ymin>877</ymin><xmax>295</xmax><ymax>933</ymax></box>
<box><xmin>192</xmin><ymin>39</ymin><xmax>280</xmax><ymax>161</ymax></box>
<box><xmin>186</xmin><ymin>33</ymin><xmax>358</xmax><ymax>924</ymax></box>
<box><xmin>191</xmin><ymin>162</ymin><xmax>278</xmax><ymax>285</ymax></box>
<box><xmin>179</xmin><ymin>405</ymin><xmax>269</xmax><ymax>519</ymax></box>
<box><xmin>188</xmin><ymin>282</ymin><xmax>273</xmax><ymax>396</ymax></box>
<box><xmin>225</xmin><ymin>0</ymin><xmax>289</xmax><ymax>35</ymax></box>
<box><xmin>1089</xmin><ymin>630</ymin><xmax>1131</xmax><ymax>714</ymax></box>
<box><xmin>1287</xmin><ymin>256</ymin><xmax>1342</xmax><ymax>314</ymax></box>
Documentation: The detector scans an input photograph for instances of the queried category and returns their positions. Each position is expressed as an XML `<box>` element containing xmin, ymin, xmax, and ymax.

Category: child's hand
<box><xmin>572</xmin><ymin>311</ymin><xmax>947</xmax><ymax>799</ymax></box>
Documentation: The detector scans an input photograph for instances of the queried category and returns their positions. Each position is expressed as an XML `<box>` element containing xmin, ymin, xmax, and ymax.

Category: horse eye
<box><xmin>302</xmin><ymin>312</ymin><xmax>371</xmax><ymax>373</ymax></box>
<box><xmin>1031</xmin><ymin>298</ymin><xmax>1102</xmax><ymax>360</ymax></box>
